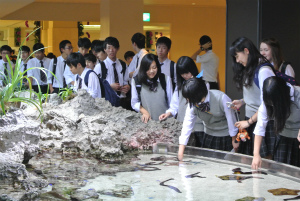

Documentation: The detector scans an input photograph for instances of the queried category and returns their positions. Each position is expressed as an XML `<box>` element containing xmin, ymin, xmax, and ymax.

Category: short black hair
<box><xmin>84</xmin><ymin>53</ymin><xmax>97</xmax><ymax>63</ymax></box>
<box><xmin>0</xmin><ymin>45</ymin><xmax>12</xmax><ymax>53</ymax></box>
<box><xmin>104</xmin><ymin>36</ymin><xmax>120</xmax><ymax>49</ymax></box>
<box><xmin>59</xmin><ymin>40</ymin><xmax>71</xmax><ymax>53</ymax></box>
<box><xmin>33</xmin><ymin>43</ymin><xmax>45</xmax><ymax>53</ymax></box>
<box><xmin>131</xmin><ymin>33</ymin><xmax>145</xmax><ymax>49</ymax></box>
<box><xmin>20</xmin><ymin>45</ymin><xmax>30</xmax><ymax>53</ymax></box>
<box><xmin>91</xmin><ymin>40</ymin><xmax>101</xmax><ymax>51</ymax></box>
<box><xmin>66</xmin><ymin>52</ymin><xmax>86</xmax><ymax>68</ymax></box>
<box><xmin>47</xmin><ymin>52</ymin><xmax>56</xmax><ymax>59</ymax></box>
<box><xmin>199</xmin><ymin>35</ymin><xmax>212</xmax><ymax>50</ymax></box>
<box><xmin>182</xmin><ymin>77</ymin><xmax>208</xmax><ymax>107</ymax></box>
<box><xmin>124</xmin><ymin>51</ymin><xmax>135</xmax><ymax>60</ymax></box>
<box><xmin>94</xmin><ymin>41</ymin><xmax>105</xmax><ymax>53</ymax></box>
<box><xmin>78</xmin><ymin>37</ymin><xmax>91</xmax><ymax>49</ymax></box>
<box><xmin>156</xmin><ymin>36</ymin><xmax>172</xmax><ymax>49</ymax></box>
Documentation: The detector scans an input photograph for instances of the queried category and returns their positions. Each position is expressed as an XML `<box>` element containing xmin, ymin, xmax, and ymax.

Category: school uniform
<box><xmin>27</xmin><ymin>57</ymin><xmax>52</xmax><ymax>93</ymax></box>
<box><xmin>254</xmin><ymin>85</ymin><xmax>300</xmax><ymax>167</ymax></box>
<box><xmin>131</xmin><ymin>74</ymin><xmax>173</xmax><ymax>121</ymax></box>
<box><xmin>128</xmin><ymin>49</ymin><xmax>148</xmax><ymax>78</ymax></box>
<box><xmin>47</xmin><ymin>56</ymin><xmax>68</xmax><ymax>93</ymax></box>
<box><xmin>196</xmin><ymin>50</ymin><xmax>219</xmax><ymax>89</ymax></box>
<box><xmin>166</xmin><ymin>86</ymin><xmax>204</xmax><ymax>147</ymax></box>
<box><xmin>160</xmin><ymin>58</ymin><xmax>177</xmax><ymax>88</ymax></box>
<box><xmin>239</xmin><ymin>64</ymin><xmax>275</xmax><ymax>157</ymax></box>
<box><xmin>63</xmin><ymin>62</ymin><xmax>76</xmax><ymax>87</ymax></box>
<box><xmin>0</xmin><ymin>59</ymin><xmax>15</xmax><ymax>86</ymax></box>
<box><xmin>179</xmin><ymin>86</ymin><xmax>238</xmax><ymax>151</ymax></box>
<box><xmin>73</xmin><ymin>68</ymin><xmax>101</xmax><ymax>98</ymax></box>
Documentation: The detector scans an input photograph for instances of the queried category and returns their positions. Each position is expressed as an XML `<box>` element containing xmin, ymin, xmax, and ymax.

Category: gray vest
<box><xmin>194</xmin><ymin>90</ymin><xmax>228</xmax><ymax>136</ymax></box>
<box><xmin>177</xmin><ymin>90</ymin><xmax>204</xmax><ymax>132</ymax></box>
<box><xmin>280</xmin><ymin>86</ymin><xmax>300</xmax><ymax>138</ymax></box>
<box><xmin>141</xmin><ymin>82</ymin><xmax>168</xmax><ymax>121</ymax></box>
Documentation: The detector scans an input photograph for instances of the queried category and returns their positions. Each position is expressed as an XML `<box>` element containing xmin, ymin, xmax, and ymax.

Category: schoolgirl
<box><xmin>178</xmin><ymin>77</ymin><xmax>238</xmax><ymax>161</ymax></box>
<box><xmin>252</xmin><ymin>77</ymin><xmax>300</xmax><ymax>169</ymax></box>
<box><xmin>260</xmin><ymin>38</ymin><xmax>295</xmax><ymax>77</ymax></box>
<box><xmin>159</xmin><ymin>56</ymin><xmax>204</xmax><ymax>147</ymax></box>
<box><xmin>131</xmin><ymin>53</ymin><xmax>173</xmax><ymax>123</ymax></box>
<box><xmin>230</xmin><ymin>37</ymin><xmax>276</xmax><ymax>158</ymax></box>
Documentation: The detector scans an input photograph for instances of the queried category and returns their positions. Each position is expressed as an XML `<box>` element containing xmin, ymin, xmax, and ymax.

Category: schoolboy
<box><xmin>27</xmin><ymin>43</ymin><xmax>51</xmax><ymax>94</ymax></box>
<box><xmin>66</xmin><ymin>52</ymin><xmax>101</xmax><ymax>98</ymax></box>
<box><xmin>48</xmin><ymin>40</ymin><xmax>73</xmax><ymax>94</ymax></box>
<box><xmin>84</xmin><ymin>53</ymin><xmax>97</xmax><ymax>71</ymax></box>
<box><xmin>103</xmin><ymin>36</ymin><xmax>131</xmax><ymax>109</ymax></box>
<box><xmin>128</xmin><ymin>32</ymin><xmax>148</xmax><ymax>78</ymax></box>
<box><xmin>156</xmin><ymin>36</ymin><xmax>176</xmax><ymax>89</ymax></box>
<box><xmin>124</xmin><ymin>51</ymin><xmax>135</xmax><ymax>66</ymax></box>
<box><xmin>78</xmin><ymin>37</ymin><xmax>91</xmax><ymax>56</ymax></box>
<box><xmin>19</xmin><ymin>46</ymin><xmax>31</xmax><ymax>86</ymax></box>
<box><xmin>191</xmin><ymin>35</ymin><xmax>219</xmax><ymax>89</ymax></box>
<box><xmin>91</xmin><ymin>40</ymin><xmax>101</xmax><ymax>61</ymax></box>
<box><xmin>0</xmin><ymin>45</ymin><xmax>15</xmax><ymax>86</ymax></box>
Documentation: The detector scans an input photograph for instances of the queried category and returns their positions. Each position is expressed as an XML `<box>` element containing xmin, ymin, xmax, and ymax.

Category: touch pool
<box><xmin>29</xmin><ymin>143</ymin><xmax>300</xmax><ymax>201</ymax></box>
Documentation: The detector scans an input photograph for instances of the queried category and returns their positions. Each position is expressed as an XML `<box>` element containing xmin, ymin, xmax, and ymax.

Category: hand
<box><xmin>235</xmin><ymin>120</ymin><xmax>250</xmax><ymax>129</ymax></box>
<box><xmin>251</xmin><ymin>154</ymin><xmax>262</xmax><ymax>170</ymax></box>
<box><xmin>297</xmin><ymin>129</ymin><xmax>300</xmax><ymax>149</ymax></box>
<box><xmin>121</xmin><ymin>85</ymin><xmax>130</xmax><ymax>94</ymax></box>
<box><xmin>141</xmin><ymin>112</ymin><xmax>151</xmax><ymax>123</ymax></box>
<box><xmin>159</xmin><ymin>112</ymin><xmax>171</xmax><ymax>121</ymax></box>
<box><xmin>202</xmin><ymin>42</ymin><xmax>212</xmax><ymax>50</ymax></box>
<box><xmin>49</xmin><ymin>86</ymin><xmax>54</xmax><ymax>94</ymax></box>
<box><xmin>111</xmin><ymin>83</ymin><xmax>121</xmax><ymax>92</ymax></box>
<box><xmin>232</xmin><ymin>140</ymin><xmax>240</xmax><ymax>152</ymax></box>
<box><xmin>232</xmin><ymin>99</ymin><xmax>244</xmax><ymax>110</ymax></box>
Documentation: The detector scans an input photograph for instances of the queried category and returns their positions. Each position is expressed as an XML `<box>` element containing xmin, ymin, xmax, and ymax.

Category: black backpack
<box><xmin>170</xmin><ymin>61</ymin><xmax>176</xmax><ymax>91</ymax></box>
<box><xmin>51</xmin><ymin>57</ymin><xmax>67</xmax><ymax>88</ymax></box>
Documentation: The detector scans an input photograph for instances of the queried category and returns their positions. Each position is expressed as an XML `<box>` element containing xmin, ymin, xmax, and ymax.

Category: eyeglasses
<box><xmin>65</xmin><ymin>46</ymin><xmax>73</xmax><ymax>50</ymax></box>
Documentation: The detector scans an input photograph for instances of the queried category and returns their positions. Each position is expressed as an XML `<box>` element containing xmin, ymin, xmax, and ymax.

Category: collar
<box><xmin>138</xmin><ymin>49</ymin><xmax>148</xmax><ymax>57</ymax></box>
<box><xmin>105</xmin><ymin>57</ymin><xmax>118</xmax><ymax>66</ymax></box>
<box><xmin>78</xmin><ymin>67</ymin><xmax>89</xmax><ymax>79</ymax></box>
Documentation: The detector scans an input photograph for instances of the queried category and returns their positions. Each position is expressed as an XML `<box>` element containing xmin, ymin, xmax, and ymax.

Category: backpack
<box><xmin>99</xmin><ymin>59</ymin><xmax>127</xmax><ymax>80</ymax></box>
<box><xmin>134</xmin><ymin>73</ymin><xmax>168</xmax><ymax>105</ymax></box>
<box><xmin>83</xmin><ymin>70</ymin><xmax>120</xmax><ymax>107</ymax></box>
<box><xmin>280</xmin><ymin>61</ymin><xmax>291</xmax><ymax>74</ymax></box>
<box><xmin>253</xmin><ymin>62</ymin><xmax>297</xmax><ymax>88</ymax></box>
<box><xmin>51</xmin><ymin>57</ymin><xmax>67</xmax><ymax>88</ymax></box>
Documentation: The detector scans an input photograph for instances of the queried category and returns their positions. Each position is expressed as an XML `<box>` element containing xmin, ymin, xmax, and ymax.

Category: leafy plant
<box><xmin>58</xmin><ymin>87</ymin><xmax>75</xmax><ymax>101</ymax></box>
<box><xmin>33</xmin><ymin>21</ymin><xmax>41</xmax><ymax>43</ymax></box>
<box><xmin>77</xmin><ymin>21</ymin><xmax>84</xmax><ymax>38</ymax></box>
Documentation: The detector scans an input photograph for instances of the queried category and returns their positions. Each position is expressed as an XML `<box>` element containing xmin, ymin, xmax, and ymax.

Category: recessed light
<box><xmin>192</xmin><ymin>3</ymin><xmax>196</xmax><ymax>5</ymax></box>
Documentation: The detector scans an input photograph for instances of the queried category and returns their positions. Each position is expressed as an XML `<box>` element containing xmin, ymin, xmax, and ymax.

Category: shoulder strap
<box><xmin>280</xmin><ymin>61</ymin><xmax>290</xmax><ymax>74</ymax></box>
<box><xmin>254</xmin><ymin>62</ymin><xmax>274</xmax><ymax>88</ymax></box>
<box><xmin>134</xmin><ymin>76</ymin><xmax>142</xmax><ymax>102</ymax></box>
<box><xmin>84</xmin><ymin>70</ymin><xmax>94</xmax><ymax>87</ymax></box>
<box><xmin>119</xmin><ymin>59</ymin><xmax>127</xmax><ymax>76</ymax></box>
<box><xmin>170</xmin><ymin>61</ymin><xmax>175</xmax><ymax>91</ymax></box>
<box><xmin>159</xmin><ymin>73</ymin><xmax>168</xmax><ymax>103</ymax></box>
<box><xmin>51</xmin><ymin>57</ymin><xmax>57</xmax><ymax>84</ymax></box>
<box><xmin>100</xmin><ymin>61</ymin><xmax>107</xmax><ymax>79</ymax></box>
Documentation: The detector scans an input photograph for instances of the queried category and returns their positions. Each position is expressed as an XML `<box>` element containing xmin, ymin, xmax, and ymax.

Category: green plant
<box><xmin>78</xmin><ymin>21</ymin><xmax>84</xmax><ymax>38</ymax></box>
<box><xmin>58</xmin><ymin>87</ymin><xmax>75</xmax><ymax>101</ymax></box>
<box><xmin>33</xmin><ymin>21</ymin><xmax>41</xmax><ymax>43</ymax></box>
<box><xmin>14</xmin><ymin>27</ymin><xmax>21</xmax><ymax>46</ymax></box>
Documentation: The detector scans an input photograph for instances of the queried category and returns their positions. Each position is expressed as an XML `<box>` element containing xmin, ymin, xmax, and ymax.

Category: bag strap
<box><xmin>170</xmin><ymin>61</ymin><xmax>176</xmax><ymax>91</ymax></box>
<box><xmin>254</xmin><ymin>62</ymin><xmax>274</xmax><ymax>88</ymax></box>
<box><xmin>159</xmin><ymin>73</ymin><xmax>168</xmax><ymax>103</ymax></box>
<box><xmin>83</xmin><ymin>69</ymin><xmax>94</xmax><ymax>87</ymax></box>
<box><xmin>134</xmin><ymin>76</ymin><xmax>142</xmax><ymax>103</ymax></box>
<box><xmin>280</xmin><ymin>61</ymin><xmax>290</xmax><ymax>74</ymax></box>
<box><xmin>119</xmin><ymin>59</ymin><xmax>127</xmax><ymax>77</ymax></box>
<box><xmin>51</xmin><ymin>57</ymin><xmax>57</xmax><ymax>84</ymax></box>
<box><xmin>100</xmin><ymin>61</ymin><xmax>107</xmax><ymax>79</ymax></box>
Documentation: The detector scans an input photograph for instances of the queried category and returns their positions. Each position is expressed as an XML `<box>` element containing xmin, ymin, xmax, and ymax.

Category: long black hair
<box><xmin>176</xmin><ymin>56</ymin><xmax>199</xmax><ymax>91</ymax></box>
<box><xmin>182</xmin><ymin>77</ymin><xmax>208</xmax><ymax>107</ymax></box>
<box><xmin>229</xmin><ymin>37</ymin><xmax>268</xmax><ymax>90</ymax></box>
<box><xmin>263</xmin><ymin>76</ymin><xmax>291</xmax><ymax>134</ymax></box>
<box><xmin>138</xmin><ymin>53</ymin><xmax>161</xmax><ymax>85</ymax></box>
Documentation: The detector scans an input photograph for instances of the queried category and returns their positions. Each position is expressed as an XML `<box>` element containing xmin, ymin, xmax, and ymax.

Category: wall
<box><xmin>144</xmin><ymin>5</ymin><xmax>226</xmax><ymax>91</ymax></box>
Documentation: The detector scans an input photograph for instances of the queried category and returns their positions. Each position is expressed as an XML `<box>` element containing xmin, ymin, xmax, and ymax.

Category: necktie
<box><xmin>78</xmin><ymin>77</ymin><xmax>82</xmax><ymax>89</ymax></box>
<box><xmin>3</xmin><ymin>63</ymin><xmax>8</xmax><ymax>77</ymax></box>
<box><xmin>195</xmin><ymin>101</ymin><xmax>210</xmax><ymax>113</ymax></box>
<box><xmin>63</xmin><ymin>60</ymin><xmax>67</xmax><ymax>87</ymax></box>
<box><xmin>113</xmin><ymin>63</ymin><xmax>121</xmax><ymax>95</ymax></box>
<box><xmin>136</xmin><ymin>57</ymin><xmax>139</xmax><ymax>69</ymax></box>
<box><xmin>160</xmin><ymin>63</ymin><xmax>164</xmax><ymax>67</ymax></box>
<box><xmin>23</xmin><ymin>63</ymin><xmax>27</xmax><ymax>83</ymax></box>
<box><xmin>40</xmin><ymin>60</ymin><xmax>47</xmax><ymax>82</ymax></box>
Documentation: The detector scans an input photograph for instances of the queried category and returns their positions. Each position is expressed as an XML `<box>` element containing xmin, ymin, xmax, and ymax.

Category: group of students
<box><xmin>1</xmin><ymin>33</ymin><xmax>300</xmax><ymax>170</ymax></box>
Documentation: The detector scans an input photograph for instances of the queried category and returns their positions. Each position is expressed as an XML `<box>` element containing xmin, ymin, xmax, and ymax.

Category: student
<box><xmin>103</xmin><ymin>36</ymin><xmax>131</xmax><ymax>109</ymax></box>
<box><xmin>178</xmin><ymin>77</ymin><xmax>238</xmax><ymax>161</ymax></box>
<box><xmin>93</xmin><ymin>41</ymin><xmax>108</xmax><ymax>77</ymax></box>
<box><xmin>48</xmin><ymin>40</ymin><xmax>73</xmax><ymax>94</ymax></box>
<box><xmin>84</xmin><ymin>53</ymin><xmax>97</xmax><ymax>71</ymax></box>
<box><xmin>27</xmin><ymin>43</ymin><xmax>51</xmax><ymax>94</ymax></box>
<box><xmin>131</xmin><ymin>53</ymin><xmax>173</xmax><ymax>123</ymax></box>
<box><xmin>156</xmin><ymin>36</ymin><xmax>176</xmax><ymax>89</ymax></box>
<box><xmin>66</xmin><ymin>52</ymin><xmax>101</xmax><ymax>98</ymax></box>
<box><xmin>260</xmin><ymin>38</ymin><xmax>295</xmax><ymax>77</ymax></box>
<box><xmin>159</xmin><ymin>56</ymin><xmax>204</xmax><ymax>147</ymax></box>
<box><xmin>91</xmin><ymin>40</ymin><xmax>101</xmax><ymax>64</ymax></box>
<box><xmin>128</xmin><ymin>33</ymin><xmax>148</xmax><ymax>78</ymax></box>
<box><xmin>19</xmin><ymin>46</ymin><xmax>31</xmax><ymax>86</ymax></box>
<box><xmin>230</xmin><ymin>37</ymin><xmax>276</xmax><ymax>157</ymax></box>
<box><xmin>252</xmin><ymin>77</ymin><xmax>300</xmax><ymax>169</ymax></box>
<box><xmin>0</xmin><ymin>45</ymin><xmax>15</xmax><ymax>86</ymax></box>
<box><xmin>124</xmin><ymin>51</ymin><xmax>135</xmax><ymax>66</ymax></box>
<box><xmin>78</xmin><ymin>37</ymin><xmax>91</xmax><ymax>56</ymax></box>
<box><xmin>191</xmin><ymin>35</ymin><xmax>219</xmax><ymax>90</ymax></box>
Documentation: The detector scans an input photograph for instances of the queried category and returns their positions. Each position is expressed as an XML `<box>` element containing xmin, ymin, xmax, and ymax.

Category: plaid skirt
<box><xmin>273</xmin><ymin>135</ymin><xmax>300</xmax><ymax>167</ymax></box>
<box><xmin>194</xmin><ymin>132</ymin><xmax>233</xmax><ymax>152</ymax></box>
<box><xmin>238</xmin><ymin>118</ymin><xmax>278</xmax><ymax>157</ymax></box>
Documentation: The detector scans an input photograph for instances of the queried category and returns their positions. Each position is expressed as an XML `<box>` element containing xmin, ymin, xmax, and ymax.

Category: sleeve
<box><xmin>285</xmin><ymin>64</ymin><xmax>295</xmax><ymax>78</ymax></box>
<box><xmin>87</xmin><ymin>72</ymin><xmax>101</xmax><ymax>98</ymax></box>
<box><xmin>94</xmin><ymin>63</ymin><xmax>101</xmax><ymax>75</ymax></box>
<box><xmin>258</xmin><ymin>66</ymin><xmax>275</xmax><ymax>102</ymax></box>
<box><xmin>128</xmin><ymin>55</ymin><xmax>136</xmax><ymax>74</ymax></box>
<box><xmin>179</xmin><ymin>104</ymin><xmax>197</xmax><ymax>145</ymax></box>
<box><xmin>165</xmin><ymin>75</ymin><xmax>173</xmax><ymax>107</ymax></box>
<box><xmin>166</xmin><ymin>86</ymin><xmax>179</xmax><ymax>116</ymax></box>
<box><xmin>47</xmin><ymin>59</ymin><xmax>54</xmax><ymax>84</ymax></box>
<box><xmin>222</xmin><ymin>94</ymin><xmax>238</xmax><ymax>137</ymax></box>
<box><xmin>123</xmin><ymin>65</ymin><xmax>130</xmax><ymax>85</ymax></box>
<box><xmin>64</xmin><ymin>65</ymin><xmax>75</xmax><ymax>85</ymax></box>
<box><xmin>131</xmin><ymin>78</ymin><xmax>141</xmax><ymax>112</ymax></box>
<box><xmin>196</xmin><ymin>53</ymin><xmax>212</xmax><ymax>63</ymax></box>
<box><xmin>253</xmin><ymin>102</ymin><xmax>269</xmax><ymax>137</ymax></box>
